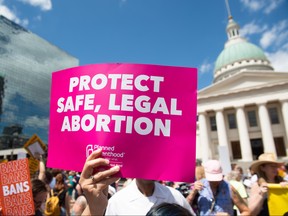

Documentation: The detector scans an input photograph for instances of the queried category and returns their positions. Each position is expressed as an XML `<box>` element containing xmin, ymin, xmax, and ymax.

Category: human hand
<box><xmin>34</xmin><ymin>152</ymin><xmax>43</xmax><ymax>160</ymax></box>
<box><xmin>192</xmin><ymin>181</ymin><xmax>204</xmax><ymax>191</ymax></box>
<box><xmin>259</xmin><ymin>182</ymin><xmax>268</xmax><ymax>197</ymax></box>
<box><xmin>79</xmin><ymin>148</ymin><xmax>120</xmax><ymax>215</ymax></box>
<box><xmin>280</xmin><ymin>181</ymin><xmax>288</xmax><ymax>187</ymax></box>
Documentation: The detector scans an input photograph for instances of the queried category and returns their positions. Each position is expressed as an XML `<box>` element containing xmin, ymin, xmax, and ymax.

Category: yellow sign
<box><xmin>23</xmin><ymin>134</ymin><xmax>47</xmax><ymax>158</ymax></box>
<box><xmin>28</xmin><ymin>157</ymin><xmax>40</xmax><ymax>175</ymax></box>
<box><xmin>0</xmin><ymin>159</ymin><xmax>8</xmax><ymax>163</ymax></box>
<box><xmin>268</xmin><ymin>183</ymin><xmax>288</xmax><ymax>215</ymax></box>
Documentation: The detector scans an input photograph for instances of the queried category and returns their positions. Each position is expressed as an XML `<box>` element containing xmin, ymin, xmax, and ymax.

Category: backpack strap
<box><xmin>50</xmin><ymin>189</ymin><xmax>64</xmax><ymax>197</ymax></box>
<box><xmin>57</xmin><ymin>189</ymin><xmax>64</xmax><ymax>196</ymax></box>
<box><xmin>50</xmin><ymin>189</ymin><xmax>54</xmax><ymax>197</ymax></box>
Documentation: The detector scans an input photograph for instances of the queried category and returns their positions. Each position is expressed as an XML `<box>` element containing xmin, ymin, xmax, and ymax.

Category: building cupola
<box><xmin>213</xmin><ymin>1</ymin><xmax>274</xmax><ymax>83</ymax></box>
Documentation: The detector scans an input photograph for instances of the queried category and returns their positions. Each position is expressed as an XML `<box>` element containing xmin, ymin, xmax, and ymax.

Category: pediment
<box><xmin>198</xmin><ymin>71</ymin><xmax>288</xmax><ymax>98</ymax></box>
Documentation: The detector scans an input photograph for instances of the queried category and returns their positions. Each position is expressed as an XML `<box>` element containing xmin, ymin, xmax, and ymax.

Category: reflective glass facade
<box><xmin>0</xmin><ymin>15</ymin><xmax>79</xmax><ymax>150</ymax></box>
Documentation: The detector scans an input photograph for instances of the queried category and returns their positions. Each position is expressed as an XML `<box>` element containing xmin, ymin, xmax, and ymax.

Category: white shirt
<box><xmin>105</xmin><ymin>179</ymin><xmax>194</xmax><ymax>215</ymax></box>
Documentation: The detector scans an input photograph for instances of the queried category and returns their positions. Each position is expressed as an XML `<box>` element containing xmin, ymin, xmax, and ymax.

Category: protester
<box><xmin>105</xmin><ymin>178</ymin><xmax>194</xmax><ymax>215</ymax></box>
<box><xmin>278</xmin><ymin>163</ymin><xmax>288</xmax><ymax>181</ymax></box>
<box><xmin>67</xmin><ymin>171</ymin><xmax>77</xmax><ymax>200</ymax></box>
<box><xmin>186</xmin><ymin>160</ymin><xmax>250</xmax><ymax>215</ymax></box>
<box><xmin>31</xmin><ymin>179</ymin><xmax>48</xmax><ymax>216</ymax></box>
<box><xmin>50</xmin><ymin>172</ymin><xmax>71</xmax><ymax>216</ymax></box>
<box><xmin>185</xmin><ymin>165</ymin><xmax>205</xmax><ymax>214</ymax></box>
<box><xmin>146</xmin><ymin>202</ymin><xmax>193</xmax><ymax>216</ymax></box>
<box><xmin>248</xmin><ymin>153</ymin><xmax>288</xmax><ymax>216</ymax></box>
<box><xmin>226</xmin><ymin>170</ymin><xmax>248</xmax><ymax>215</ymax></box>
<box><xmin>34</xmin><ymin>152</ymin><xmax>53</xmax><ymax>191</ymax></box>
<box><xmin>77</xmin><ymin>148</ymin><xmax>194</xmax><ymax>215</ymax></box>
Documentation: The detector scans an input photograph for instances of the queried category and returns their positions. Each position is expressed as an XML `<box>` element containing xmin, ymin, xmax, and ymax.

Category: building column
<box><xmin>235</xmin><ymin>106</ymin><xmax>253</xmax><ymax>161</ymax></box>
<box><xmin>281</xmin><ymin>100</ymin><xmax>288</xmax><ymax>144</ymax></box>
<box><xmin>257</xmin><ymin>102</ymin><xmax>276</xmax><ymax>155</ymax></box>
<box><xmin>215</xmin><ymin>109</ymin><xmax>229</xmax><ymax>147</ymax></box>
<box><xmin>198</xmin><ymin>112</ymin><xmax>211</xmax><ymax>162</ymax></box>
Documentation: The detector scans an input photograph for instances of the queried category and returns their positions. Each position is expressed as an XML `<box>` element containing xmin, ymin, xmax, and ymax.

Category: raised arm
<box><xmin>79</xmin><ymin>148</ymin><xmax>120</xmax><ymax>216</ymax></box>
<box><xmin>248</xmin><ymin>181</ymin><xmax>268</xmax><ymax>216</ymax></box>
<box><xmin>230</xmin><ymin>185</ymin><xmax>251</xmax><ymax>216</ymax></box>
<box><xmin>186</xmin><ymin>181</ymin><xmax>203</xmax><ymax>206</ymax></box>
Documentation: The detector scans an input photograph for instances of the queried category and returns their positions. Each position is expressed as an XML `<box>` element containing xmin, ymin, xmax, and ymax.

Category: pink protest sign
<box><xmin>47</xmin><ymin>63</ymin><xmax>197</xmax><ymax>182</ymax></box>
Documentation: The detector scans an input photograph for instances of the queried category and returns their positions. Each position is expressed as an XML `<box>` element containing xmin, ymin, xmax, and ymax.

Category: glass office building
<box><xmin>0</xmin><ymin>15</ymin><xmax>79</xmax><ymax>158</ymax></box>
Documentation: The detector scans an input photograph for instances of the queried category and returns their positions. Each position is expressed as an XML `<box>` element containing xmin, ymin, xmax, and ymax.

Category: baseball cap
<box><xmin>203</xmin><ymin>160</ymin><xmax>223</xmax><ymax>181</ymax></box>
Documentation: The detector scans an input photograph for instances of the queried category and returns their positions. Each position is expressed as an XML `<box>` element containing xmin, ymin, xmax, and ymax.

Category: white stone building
<box><xmin>196</xmin><ymin>15</ymin><xmax>288</xmax><ymax>165</ymax></box>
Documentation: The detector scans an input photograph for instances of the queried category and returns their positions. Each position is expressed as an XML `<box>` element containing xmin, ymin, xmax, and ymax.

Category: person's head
<box><xmin>234</xmin><ymin>165</ymin><xmax>244</xmax><ymax>176</ymax></box>
<box><xmin>195</xmin><ymin>165</ymin><xmax>205</xmax><ymax>180</ymax></box>
<box><xmin>226</xmin><ymin>170</ymin><xmax>241</xmax><ymax>181</ymax></box>
<box><xmin>146</xmin><ymin>203</ymin><xmax>192</xmax><ymax>216</ymax></box>
<box><xmin>55</xmin><ymin>173</ymin><xmax>65</xmax><ymax>190</ymax></box>
<box><xmin>31</xmin><ymin>179</ymin><xmax>48</xmax><ymax>211</ymax></box>
<box><xmin>250</xmin><ymin>153</ymin><xmax>284</xmax><ymax>181</ymax></box>
<box><xmin>69</xmin><ymin>170</ymin><xmax>76</xmax><ymax>176</ymax></box>
<box><xmin>203</xmin><ymin>160</ymin><xmax>223</xmax><ymax>183</ymax></box>
<box><xmin>51</xmin><ymin>169</ymin><xmax>62</xmax><ymax>177</ymax></box>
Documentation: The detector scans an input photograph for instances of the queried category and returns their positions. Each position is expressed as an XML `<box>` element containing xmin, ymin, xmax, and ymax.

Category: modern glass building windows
<box><xmin>0</xmin><ymin>15</ymin><xmax>79</xmax><ymax>149</ymax></box>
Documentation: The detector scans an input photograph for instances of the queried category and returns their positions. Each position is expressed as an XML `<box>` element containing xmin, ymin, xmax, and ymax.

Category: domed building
<box><xmin>196</xmin><ymin>13</ymin><xmax>288</xmax><ymax>168</ymax></box>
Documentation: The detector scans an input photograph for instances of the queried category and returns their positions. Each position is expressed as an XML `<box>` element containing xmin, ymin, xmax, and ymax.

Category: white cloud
<box><xmin>240</xmin><ymin>0</ymin><xmax>283</xmax><ymax>14</ymax></box>
<box><xmin>260</xmin><ymin>31</ymin><xmax>276</xmax><ymax>49</ymax></box>
<box><xmin>260</xmin><ymin>20</ymin><xmax>288</xmax><ymax>49</ymax></box>
<box><xmin>199</xmin><ymin>61</ymin><xmax>212</xmax><ymax>74</ymax></box>
<box><xmin>0</xmin><ymin>3</ymin><xmax>19</xmax><ymax>22</ymax></box>
<box><xmin>18</xmin><ymin>0</ymin><xmax>52</xmax><ymax>11</ymax></box>
<box><xmin>35</xmin><ymin>15</ymin><xmax>42</xmax><ymax>21</ymax></box>
<box><xmin>1</xmin><ymin>111</ymin><xmax>17</xmax><ymax>123</ymax></box>
<box><xmin>240</xmin><ymin>0</ymin><xmax>263</xmax><ymax>11</ymax></box>
<box><xmin>263</xmin><ymin>0</ymin><xmax>282</xmax><ymax>14</ymax></box>
<box><xmin>240</xmin><ymin>21</ymin><xmax>267</xmax><ymax>37</ymax></box>
<box><xmin>24</xmin><ymin>115</ymin><xmax>49</xmax><ymax>129</ymax></box>
<box><xmin>0</xmin><ymin>1</ymin><xmax>29</xmax><ymax>26</ymax></box>
<box><xmin>266</xmin><ymin>48</ymin><xmax>288</xmax><ymax>72</ymax></box>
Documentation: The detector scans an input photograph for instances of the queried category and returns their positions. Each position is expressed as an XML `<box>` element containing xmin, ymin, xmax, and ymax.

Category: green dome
<box><xmin>215</xmin><ymin>41</ymin><xmax>268</xmax><ymax>71</ymax></box>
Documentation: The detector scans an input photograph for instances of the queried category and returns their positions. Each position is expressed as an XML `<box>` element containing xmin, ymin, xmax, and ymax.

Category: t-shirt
<box><xmin>105</xmin><ymin>179</ymin><xmax>193</xmax><ymax>215</ymax></box>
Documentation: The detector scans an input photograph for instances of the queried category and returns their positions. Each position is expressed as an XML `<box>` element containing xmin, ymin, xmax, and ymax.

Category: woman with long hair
<box><xmin>249</xmin><ymin>153</ymin><xmax>288</xmax><ymax>216</ymax></box>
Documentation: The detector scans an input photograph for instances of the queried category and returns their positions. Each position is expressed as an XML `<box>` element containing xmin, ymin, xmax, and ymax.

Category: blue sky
<box><xmin>0</xmin><ymin>0</ymin><xmax>288</xmax><ymax>90</ymax></box>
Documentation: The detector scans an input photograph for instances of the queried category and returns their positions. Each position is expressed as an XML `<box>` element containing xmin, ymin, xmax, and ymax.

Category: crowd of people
<box><xmin>2</xmin><ymin>150</ymin><xmax>287</xmax><ymax>216</ymax></box>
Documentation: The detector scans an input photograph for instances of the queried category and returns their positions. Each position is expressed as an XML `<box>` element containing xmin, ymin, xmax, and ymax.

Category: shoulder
<box><xmin>156</xmin><ymin>183</ymin><xmax>193</xmax><ymax>213</ymax></box>
<box><xmin>108</xmin><ymin>180</ymin><xmax>136</xmax><ymax>203</ymax></box>
<box><xmin>154</xmin><ymin>182</ymin><xmax>181</xmax><ymax>197</ymax></box>
<box><xmin>106</xmin><ymin>184</ymin><xmax>134</xmax><ymax>215</ymax></box>
<box><xmin>155</xmin><ymin>183</ymin><xmax>188</xmax><ymax>203</ymax></box>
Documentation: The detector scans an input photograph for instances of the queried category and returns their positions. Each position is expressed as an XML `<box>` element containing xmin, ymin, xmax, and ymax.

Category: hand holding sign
<box><xmin>79</xmin><ymin>148</ymin><xmax>120</xmax><ymax>215</ymax></box>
